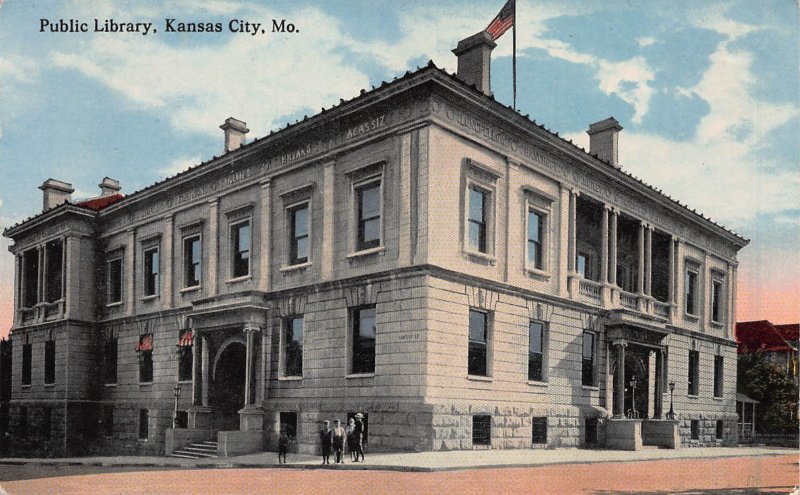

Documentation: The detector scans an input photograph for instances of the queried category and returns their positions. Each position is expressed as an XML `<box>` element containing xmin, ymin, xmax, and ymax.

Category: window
<box><xmin>289</xmin><ymin>204</ymin><xmax>310</xmax><ymax>265</ymax></box>
<box><xmin>102</xmin><ymin>406</ymin><xmax>114</xmax><ymax>437</ymax></box>
<box><xmin>143</xmin><ymin>246</ymin><xmax>159</xmax><ymax>296</ymax></box>
<box><xmin>711</xmin><ymin>279</ymin><xmax>723</xmax><ymax>323</ymax></box>
<box><xmin>713</xmin><ymin>355</ymin><xmax>723</xmax><ymax>398</ymax></box>
<box><xmin>581</xmin><ymin>332</ymin><xmax>596</xmax><ymax>386</ymax></box>
<box><xmin>280</xmin><ymin>412</ymin><xmax>298</xmax><ymax>440</ymax></box>
<box><xmin>19</xmin><ymin>407</ymin><xmax>27</xmax><ymax>439</ymax></box>
<box><xmin>472</xmin><ymin>415</ymin><xmax>491</xmax><ymax>446</ymax></box>
<box><xmin>44</xmin><ymin>340</ymin><xmax>55</xmax><ymax>385</ymax></box>
<box><xmin>231</xmin><ymin>221</ymin><xmax>251</xmax><ymax>278</ymax></box>
<box><xmin>44</xmin><ymin>239</ymin><xmax>63</xmax><ymax>303</ymax></box>
<box><xmin>585</xmin><ymin>418</ymin><xmax>598</xmax><ymax>446</ymax></box>
<box><xmin>528</xmin><ymin>321</ymin><xmax>545</xmax><ymax>382</ymax></box>
<box><xmin>22</xmin><ymin>343</ymin><xmax>31</xmax><ymax>386</ymax></box>
<box><xmin>137</xmin><ymin>334</ymin><xmax>154</xmax><ymax>384</ymax></box>
<box><xmin>41</xmin><ymin>407</ymin><xmax>52</xmax><ymax>438</ymax></box>
<box><xmin>356</xmin><ymin>181</ymin><xmax>381</xmax><ymax>251</ymax></box>
<box><xmin>138</xmin><ymin>409</ymin><xmax>149</xmax><ymax>440</ymax></box>
<box><xmin>183</xmin><ymin>235</ymin><xmax>202</xmax><ymax>288</ymax></box>
<box><xmin>688</xmin><ymin>350</ymin><xmax>699</xmax><ymax>395</ymax></box>
<box><xmin>715</xmin><ymin>420</ymin><xmax>724</xmax><ymax>440</ymax></box>
<box><xmin>103</xmin><ymin>337</ymin><xmax>118</xmax><ymax>385</ymax></box>
<box><xmin>107</xmin><ymin>256</ymin><xmax>123</xmax><ymax>304</ymax></box>
<box><xmin>468</xmin><ymin>310</ymin><xmax>488</xmax><ymax>377</ymax></box>
<box><xmin>284</xmin><ymin>317</ymin><xmax>303</xmax><ymax>377</ymax></box>
<box><xmin>351</xmin><ymin>306</ymin><xmax>376</xmax><ymax>374</ymax></box>
<box><xmin>177</xmin><ymin>330</ymin><xmax>193</xmax><ymax>382</ymax></box>
<box><xmin>22</xmin><ymin>248</ymin><xmax>39</xmax><ymax>308</ymax></box>
<box><xmin>527</xmin><ymin>209</ymin><xmax>544</xmax><ymax>270</ymax></box>
<box><xmin>467</xmin><ymin>187</ymin><xmax>488</xmax><ymax>253</ymax></box>
<box><xmin>690</xmin><ymin>419</ymin><xmax>699</xmax><ymax>440</ymax></box>
<box><xmin>577</xmin><ymin>252</ymin><xmax>593</xmax><ymax>280</ymax></box>
<box><xmin>531</xmin><ymin>417</ymin><xmax>547</xmax><ymax>444</ymax></box>
<box><xmin>685</xmin><ymin>267</ymin><xmax>699</xmax><ymax>316</ymax></box>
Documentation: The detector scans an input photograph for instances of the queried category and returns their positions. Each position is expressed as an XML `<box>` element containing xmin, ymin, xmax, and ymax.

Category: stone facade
<box><xmin>1</xmin><ymin>39</ymin><xmax>747</xmax><ymax>457</ymax></box>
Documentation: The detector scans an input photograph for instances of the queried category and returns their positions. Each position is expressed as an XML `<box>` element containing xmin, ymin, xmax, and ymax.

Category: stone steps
<box><xmin>170</xmin><ymin>440</ymin><xmax>219</xmax><ymax>459</ymax></box>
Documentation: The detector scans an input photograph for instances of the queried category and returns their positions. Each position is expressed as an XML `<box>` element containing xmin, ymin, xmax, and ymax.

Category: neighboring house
<box><xmin>736</xmin><ymin>321</ymin><xmax>799</xmax><ymax>377</ymax></box>
<box><xmin>1</xmin><ymin>32</ymin><xmax>748</xmax><ymax>457</ymax></box>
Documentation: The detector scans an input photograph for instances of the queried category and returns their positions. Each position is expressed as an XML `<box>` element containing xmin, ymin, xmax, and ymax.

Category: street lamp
<box><xmin>629</xmin><ymin>376</ymin><xmax>638</xmax><ymax>418</ymax></box>
<box><xmin>666</xmin><ymin>381</ymin><xmax>676</xmax><ymax>419</ymax></box>
<box><xmin>172</xmin><ymin>384</ymin><xmax>182</xmax><ymax>428</ymax></box>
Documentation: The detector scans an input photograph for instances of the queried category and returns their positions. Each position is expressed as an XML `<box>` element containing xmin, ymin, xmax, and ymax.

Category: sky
<box><xmin>0</xmin><ymin>0</ymin><xmax>797</xmax><ymax>337</ymax></box>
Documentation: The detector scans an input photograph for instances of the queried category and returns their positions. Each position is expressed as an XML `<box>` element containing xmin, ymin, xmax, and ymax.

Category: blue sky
<box><xmin>0</xmin><ymin>0</ymin><xmax>798</xmax><ymax>333</ymax></box>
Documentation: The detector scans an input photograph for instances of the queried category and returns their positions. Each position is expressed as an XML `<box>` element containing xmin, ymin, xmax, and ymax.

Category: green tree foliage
<box><xmin>737</xmin><ymin>351</ymin><xmax>799</xmax><ymax>434</ymax></box>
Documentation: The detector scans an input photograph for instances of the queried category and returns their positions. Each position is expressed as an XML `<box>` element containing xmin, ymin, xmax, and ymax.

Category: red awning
<box><xmin>136</xmin><ymin>334</ymin><xmax>153</xmax><ymax>352</ymax></box>
<box><xmin>177</xmin><ymin>330</ymin><xmax>193</xmax><ymax>347</ymax></box>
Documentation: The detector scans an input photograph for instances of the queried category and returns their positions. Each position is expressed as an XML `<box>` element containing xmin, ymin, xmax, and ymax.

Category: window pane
<box><xmin>577</xmin><ymin>254</ymin><xmax>587</xmax><ymax>278</ymax></box>
<box><xmin>285</xmin><ymin>317</ymin><xmax>303</xmax><ymax>376</ymax></box>
<box><xmin>295</xmin><ymin>237</ymin><xmax>308</xmax><ymax>260</ymax></box>
<box><xmin>233</xmin><ymin>223</ymin><xmax>250</xmax><ymax>277</ymax></box>
<box><xmin>359</xmin><ymin>308</ymin><xmax>376</xmax><ymax>339</ymax></box>
<box><xmin>362</xmin><ymin>218</ymin><xmax>380</xmax><ymax>243</ymax></box>
<box><xmin>469</xmin><ymin>188</ymin><xmax>484</xmax><ymax>222</ymax></box>
<box><xmin>529</xmin><ymin>322</ymin><xmax>543</xmax><ymax>354</ymax></box>
<box><xmin>360</xmin><ymin>185</ymin><xmax>380</xmax><ymax>219</ymax></box>
<box><xmin>108</xmin><ymin>258</ymin><xmax>123</xmax><ymax>303</ymax></box>
<box><xmin>294</xmin><ymin>207</ymin><xmax>308</xmax><ymax>236</ymax></box>
<box><xmin>468</xmin><ymin>221</ymin><xmax>485</xmax><ymax>251</ymax></box>
<box><xmin>685</xmin><ymin>271</ymin><xmax>697</xmax><ymax>314</ymax></box>
<box><xmin>582</xmin><ymin>332</ymin><xmax>594</xmax><ymax>360</ymax></box>
<box><xmin>352</xmin><ymin>307</ymin><xmax>376</xmax><ymax>374</ymax></box>
<box><xmin>238</xmin><ymin>224</ymin><xmax>250</xmax><ymax>253</ymax></box>
<box><xmin>469</xmin><ymin>310</ymin><xmax>486</xmax><ymax>342</ymax></box>
<box><xmin>528</xmin><ymin>211</ymin><xmax>541</xmax><ymax>243</ymax></box>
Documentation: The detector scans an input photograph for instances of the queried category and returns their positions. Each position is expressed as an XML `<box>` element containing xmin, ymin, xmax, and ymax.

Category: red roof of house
<box><xmin>74</xmin><ymin>194</ymin><xmax>124</xmax><ymax>211</ymax></box>
<box><xmin>736</xmin><ymin>320</ymin><xmax>800</xmax><ymax>354</ymax></box>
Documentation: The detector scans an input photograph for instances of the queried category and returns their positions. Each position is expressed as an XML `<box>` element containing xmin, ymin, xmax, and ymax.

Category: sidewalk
<box><xmin>0</xmin><ymin>446</ymin><xmax>795</xmax><ymax>472</ymax></box>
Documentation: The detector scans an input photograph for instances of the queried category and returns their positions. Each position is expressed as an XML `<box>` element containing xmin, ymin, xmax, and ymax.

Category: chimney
<box><xmin>452</xmin><ymin>31</ymin><xmax>497</xmax><ymax>96</ymax></box>
<box><xmin>587</xmin><ymin>117</ymin><xmax>623</xmax><ymax>168</ymax></box>
<box><xmin>98</xmin><ymin>177</ymin><xmax>121</xmax><ymax>196</ymax></box>
<box><xmin>220</xmin><ymin>117</ymin><xmax>249</xmax><ymax>153</ymax></box>
<box><xmin>39</xmin><ymin>179</ymin><xmax>74</xmax><ymax>211</ymax></box>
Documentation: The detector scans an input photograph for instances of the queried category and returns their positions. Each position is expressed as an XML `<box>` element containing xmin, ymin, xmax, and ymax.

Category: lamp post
<box><xmin>172</xmin><ymin>384</ymin><xmax>182</xmax><ymax>428</ymax></box>
<box><xmin>629</xmin><ymin>376</ymin><xmax>638</xmax><ymax>418</ymax></box>
<box><xmin>666</xmin><ymin>381</ymin><xmax>676</xmax><ymax>419</ymax></box>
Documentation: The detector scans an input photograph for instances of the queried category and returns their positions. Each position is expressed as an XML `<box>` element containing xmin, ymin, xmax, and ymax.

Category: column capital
<box><xmin>569</xmin><ymin>188</ymin><xmax>580</xmax><ymax>197</ymax></box>
<box><xmin>243</xmin><ymin>324</ymin><xmax>261</xmax><ymax>334</ymax></box>
<box><xmin>208</xmin><ymin>198</ymin><xmax>219</xmax><ymax>206</ymax></box>
<box><xmin>612</xmin><ymin>339</ymin><xmax>628</xmax><ymax>348</ymax></box>
<box><xmin>260</xmin><ymin>178</ymin><xmax>272</xmax><ymax>188</ymax></box>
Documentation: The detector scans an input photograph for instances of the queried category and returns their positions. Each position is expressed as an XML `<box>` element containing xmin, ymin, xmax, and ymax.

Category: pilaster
<box><xmin>259</xmin><ymin>180</ymin><xmax>272</xmax><ymax>291</ymax></box>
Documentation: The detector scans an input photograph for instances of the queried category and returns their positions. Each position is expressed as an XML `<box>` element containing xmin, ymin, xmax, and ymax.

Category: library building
<box><xmin>1</xmin><ymin>31</ymin><xmax>747</xmax><ymax>457</ymax></box>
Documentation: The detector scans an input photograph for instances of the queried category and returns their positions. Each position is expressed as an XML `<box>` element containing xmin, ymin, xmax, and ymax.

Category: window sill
<box><xmin>687</xmin><ymin>394</ymin><xmax>699</xmax><ymax>399</ymax></box>
<box><xmin>104</xmin><ymin>383</ymin><xmax>118</xmax><ymax>387</ymax></box>
<box><xmin>463</xmin><ymin>249</ymin><xmax>496</xmax><ymax>265</ymax></box>
<box><xmin>106</xmin><ymin>302</ymin><xmax>123</xmax><ymax>308</ymax></box>
<box><xmin>713</xmin><ymin>396</ymin><xmax>724</xmax><ymax>401</ymax></box>
<box><xmin>279</xmin><ymin>375</ymin><xmax>303</xmax><ymax>381</ymax></box>
<box><xmin>345</xmin><ymin>373</ymin><xmax>375</xmax><ymax>379</ymax></box>
<box><xmin>226</xmin><ymin>275</ymin><xmax>252</xmax><ymax>284</ymax></box>
<box><xmin>177</xmin><ymin>380</ymin><xmax>192</xmax><ymax>385</ymax></box>
<box><xmin>525</xmin><ymin>267</ymin><xmax>552</xmax><ymax>280</ymax></box>
<box><xmin>527</xmin><ymin>380</ymin><xmax>549</xmax><ymax>388</ymax></box>
<box><xmin>44</xmin><ymin>383</ymin><xmax>55</xmax><ymax>388</ymax></box>
<box><xmin>684</xmin><ymin>313</ymin><xmax>700</xmax><ymax>322</ymax></box>
<box><xmin>346</xmin><ymin>246</ymin><xmax>385</xmax><ymax>260</ymax></box>
<box><xmin>280</xmin><ymin>261</ymin><xmax>312</xmax><ymax>273</ymax></box>
<box><xmin>140</xmin><ymin>295</ymin><xmax>159</xmax><ymax>302</ymax></box>
<box><xmin>467</xmin><ymin>375</ymin><xmax>493</xmax><ymax>382</ymax></box>
<box><xmin>180</xmin><ymin>286</ymin><xmax>201</xmax><ymax>294</ymax></box>
<box><xmin>139</xmin><ymin>382</ymin><xmax>153</xmax><ymax>387</ymax></box>
<box><xmin>21</xmin><ymin>384</ymin><xmax>31</xmax><ymax>389</ymax></box>
<box><xmin>709</xmin><ymin>320</ymin><xmax>724</xmax><ymax>328</ymax></box>
<box><xmin>581</xmin><ymin>385</ymin><xmax>600</xmax><ymax>391</ymax></box>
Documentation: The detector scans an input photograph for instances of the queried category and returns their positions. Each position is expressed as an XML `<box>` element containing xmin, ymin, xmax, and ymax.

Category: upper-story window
<box><xmin>710</xmin><ymin>273</ymin><xmax>725</xmax><ymax>324</ymax></box>
<box><xmin>289</xmin><ymin>203</ymin><xmax>310</xmax><ymax>265</ymax></box>
<box><xmin>356</xmin><ymin>181</ymin><xmax>381</xmax><ymax>251</ymax></box>
<box><xmin>685</xmin><ymin>262</ymin><xmax>699</xmax><ymax>316</ymax></box>
<box><xmin>137</xmin><ymin>334</ymin><xmax>154</xmax><ymax>384</ymax></box>
<box><xmin>528</xmin><ymin>321</ymin><xmax>546</xmax><ymax>382</ymax></box>
<box><xmin>21</xmin><ymin>248</ymin><xmax>39</xmax><ymax>308</ymax></box>
<box><xmin>527</xmin><ymin>210</ymin><xmax>544</xmax><ymax>270</ymax></box>
<box><xmin>283</xmin><ymin>316</ymin><xmax>304</xmax><ymax>377</ymax></box>
<box><xmin>581</xmin><ymin>331</ymin><xmax>596</xmax><ymax>386</ymax></box>
<box><xmin>44</xmin><ymin>339</ymin><xmax>56</xmax><ymax>385</ymax></box>
<box><xmin>231</xmin><ymin>220</ymin><xmax>251</xmax><ymax>278</ymax></box>
<box><xmin>183</xmin><ymin>234</ymin><xmax>202</xmax><ymax>289</ymax></box>
<box><xmin>351</xmin><ymin>305</ymin><xmax>376</xmax><ymax>374</ymax></box>
<box><xmin>576</xmin><ymin>252</ymin><xmax>591</xmax><ymax>279</ymax></box>
<box><xmin>143</xmin><ymin>246</ymin><xmax>160</xmax><ymax>297</ymax></box>
<box><xmin>468</xmin><ymin>309</ymin><xmax>490</xmax><ymax>377</ymax></box>
<box><xmin>106</xmin><ymin>253</ymin><xmax>123</xmax><ymax>305</ymax></box>
<box><xmin>688</xmin><ymin>349</ymin><xmax>700</xmax><ymax>396</ymax></box>
<box><xmin>713</xmin><ymin>354</ymin><xmax>724</xmax><ymax>398</ymax></box>
<box><xmin>44</xmin><ymin>239</ymin><xmax>63</xmax><ymax>303</ymax></box>
<box><xmin>21</xmin><ymin>342</ymin><xmax>32</xmax><ymax>386</ymax></box>
<box><xmin>468</xmin><ymin>187</ymin><xmax>488</xmax><ymax>253</ymax></box>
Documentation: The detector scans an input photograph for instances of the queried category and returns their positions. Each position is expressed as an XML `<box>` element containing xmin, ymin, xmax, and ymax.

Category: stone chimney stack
<box><xmin>220</xmin><ymin>117</ymin><xmax>249</xmax><ymax>153</ymax></box>
<box><xmin>587</xmin><ymin>117</ymin><xmax>623</xmax><ymax>168</ymax></box>
<box><xmin>98</xmin><ymin>177</ymin><xmax>121</xmax><ymax>196</ymax></box>
<box><xmin>39</xmin><ymin>179</ymin><xmax>74</xmax><ymax>211</ymax></box>
<box><xmin>452</xmin><ymin>31</ymin><xmax>497</xmax><ymax>96</ymax></box>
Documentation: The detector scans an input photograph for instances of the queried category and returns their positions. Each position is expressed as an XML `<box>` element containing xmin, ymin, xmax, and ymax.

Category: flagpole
<box><xmin>512</xmin><ymin>0</ymin><xmax>517</xmax><ymax>110</ymax></box>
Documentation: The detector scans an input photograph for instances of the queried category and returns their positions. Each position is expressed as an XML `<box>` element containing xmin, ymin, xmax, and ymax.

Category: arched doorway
<box><xmin>211</xmin><ymin>341</ymin><xmax>246</xmax><ymax>431</ymax></box>
<box><xmin>611</xmin><ymin>346</ymin><xmax>650</xmax><ymax>419</ymax></box>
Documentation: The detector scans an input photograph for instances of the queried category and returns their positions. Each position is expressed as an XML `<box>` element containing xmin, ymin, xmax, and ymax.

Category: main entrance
<box><xmin>612</xmin><ymin>345</ymin><xmax>651</xmax><ymax>419</ymax></box>
<box><xmin>211</xmin><ymin>341</ymin><xmax>246</xmax><ymax>432</ymax></box>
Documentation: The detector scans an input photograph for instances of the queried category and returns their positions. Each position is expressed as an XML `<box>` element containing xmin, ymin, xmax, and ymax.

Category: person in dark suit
<box><xmin>345</xmin><ymin>417</ymin><xmax>356</xmax><ymax>461</ymax></box>
<box><xmin>277</xmin><ymin>426</ymin><xmax>289</xmax><ymax>464</ymax></box>
<box><xmin>319</xmin><ymin>420</ymin><xmax>333</xmax><ymax>465</ymax></box>
<box><xmin>352</xmin><ymin>414</ymin><xmax>365</xmax><ymax>462</ymax></box>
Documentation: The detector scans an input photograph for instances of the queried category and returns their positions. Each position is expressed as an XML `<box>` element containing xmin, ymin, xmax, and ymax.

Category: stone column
<box><xmin>240</xmin><ymin>325</ymin><xmax>265</xmax><ymax>431</ymax></box>
<box><xmin>162</xmin><ymin>215</ymin><xmax>173</xmax><ymax>309</ymax></box>
<box><xmin>191</xmin><ymin>330</ymin><xmax>200</xmax><ymax>406</ymax></box>
<box><xmin>207</xmin><ymin>199</ymin><xmax>219</xmax><ymax>296</ymax></box>
<box><xmin>609</xmin><ymin>209</ymin><xmax>619</xmax><ymax>305</ymax></box>
<box><xmin>654</xmin><ymin>349</ymin><xmax>665</xmax><ymax>418</ymax></box>
<box><xmin>243</xmin><ymin>326</ymin><xmax>256</xmax><ymax>406</ymax></box>
<box><xmin>647</xmin><ymin>350</ymin><xmax>656</xmax><ymax>418</ymax></box>
<box><xmin>201</xmin><ymin>336</ymin><xmax>210</xmax><ymax>407</ymax></box>
<box><xmin>729</xmin><ymin>263</ymin><xmax>738</xmax><ymax>339</ymax></box>
<box><xmin>63</xmin><ymin>236</ymin><xmax>75</xmax><ymax>319</ymax></box>
<box><xmin>601</xmin><ymin>205</ymin><xmax>610</xmax><ymax>305</ymax></box>
<box><xmin>13</xmin><ymin>254</ymin><xmax>20</xmax><ymax>325</ymax></box>
<box><xmin>321</xmin><ymin>165</ymin><xmax>335</xmax><ymax>280</ymax></box>
<box><xmin>567</xmin><ymin>189</ymin><xmax>578</xmax><ymax>299</ymax></box>
<box><xmin>125</xmin><ymin>229</ymin><xmax>136</xmax><ymax>317</ymax></box>
<box><xmin>259</xmin><ymin>181</ymin><xmax>271</xmax><ymax>291</ymax></box>
<box><xmin>675</xmin><ymin>239</ymin><xmax>685</xmax><ymax>323</ymax></box>
<box><xmin>613</xmin><ymin>340</ymin><xmax>627</xmax><ymax>418</ymax></box>
<box><xmin>645</xmin><ymin>226</ymin><xmax>653</xmax><ymax>296</ymax></box>
<box><xmin>558</xmin><ymin>187</ymin><xmax>571</xmax><ymax>298</ymax></box>
<box><xmin>637</xmin><ymin>223</ymin><xmax>645</xmax><ymax>295</ymax></box>
<box><xmin>668</xmin><ymin>236</ymin><xmax>676</xmax><ymax>320</ymax></box>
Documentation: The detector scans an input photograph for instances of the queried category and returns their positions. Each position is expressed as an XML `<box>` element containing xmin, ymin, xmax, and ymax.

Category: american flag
<box><xmin>486</xmin><ymin>0</ymin><xmax>515</xmax><ymax>41</ymax></box>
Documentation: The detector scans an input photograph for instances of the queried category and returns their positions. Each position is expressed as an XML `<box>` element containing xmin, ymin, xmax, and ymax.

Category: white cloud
<box><xmin>637</xmin><ymin>37</ymin><xmax>657</xmax><ymax>47</ymax></box>
<box><xmin>159</xmin><ymin>155</ymin><xmax>203</xmax><ymax>178</ymax></box>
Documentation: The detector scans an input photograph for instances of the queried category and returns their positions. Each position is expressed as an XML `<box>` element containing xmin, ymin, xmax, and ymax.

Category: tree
<box><xmin>738</xmin><ymin>351</ymin><xmax>799</xmax><ymax>434</ymax></box>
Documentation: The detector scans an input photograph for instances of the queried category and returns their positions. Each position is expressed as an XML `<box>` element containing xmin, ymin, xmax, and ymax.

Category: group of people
<box><xmin>319</xmin><ymin>415</ymin><xmax>365</xmax><ymax>464</ymax></box>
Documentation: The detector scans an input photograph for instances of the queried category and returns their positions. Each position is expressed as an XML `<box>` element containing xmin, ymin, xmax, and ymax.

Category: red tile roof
<box><xmin>74</xmin><ymin>194</ymin><xmax>124</xmax><ymax>211</ymax></box>
<box><xmin>736</xmin><ymin>320</ymin><xmax>800</xmax><ymax>354</ymax></box>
